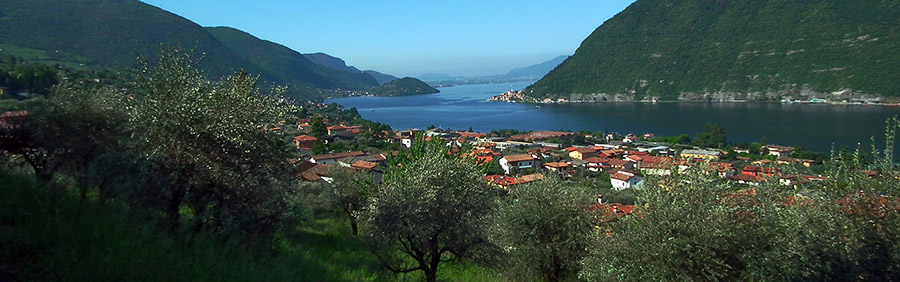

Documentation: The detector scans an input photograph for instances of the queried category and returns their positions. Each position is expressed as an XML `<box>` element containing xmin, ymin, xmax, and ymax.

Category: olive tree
<box><xmin>490</xmin><ymin>177</ymin><xmax>598</xmax><ymax>282</ymax></box>
<box><xmin>326</xmin><ymin>167</ymin><xmax>374</xmax><ymax>235</ymax></box>
<box><xmin>362</xmin><ymin>140</ymin><xmax>496</xmax><ymax>282</ymax></box>
<box><xmin>127</xmin><ymin>48</ymin><xmax>298</xmax><ymax>234</ymax></box>
<box><xmin>31</xmin><ymin>79</ymin><xmax>129</xmax><ymax>201</ymax></box>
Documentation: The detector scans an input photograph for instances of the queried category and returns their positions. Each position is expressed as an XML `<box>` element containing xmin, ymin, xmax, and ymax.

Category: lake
<box><xmin>327</xmin><ymin>81</ymin><xmax>900</xmax><ymax>153</ymax></box>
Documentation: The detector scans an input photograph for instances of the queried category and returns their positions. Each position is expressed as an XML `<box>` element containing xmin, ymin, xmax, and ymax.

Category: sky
<box><xmin>140</xmin><ymin>1</ymin><xmax>636</xmax><ymax>77</ymax></box>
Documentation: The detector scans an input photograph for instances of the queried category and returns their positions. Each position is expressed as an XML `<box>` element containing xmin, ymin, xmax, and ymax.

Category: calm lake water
<box><xmin>327</xmin><ymin>81</ymin><xmax>900</xmax><ymax>153</ymax></box>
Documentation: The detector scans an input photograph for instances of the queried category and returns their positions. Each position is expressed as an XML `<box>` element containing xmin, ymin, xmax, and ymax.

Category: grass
<box><xmin>0</xmin><ymin>168</ymin><xmax>505</xmax><ymax>281</ymax></box>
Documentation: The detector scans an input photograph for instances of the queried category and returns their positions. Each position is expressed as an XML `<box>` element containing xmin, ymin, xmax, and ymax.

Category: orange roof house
<box><xmin>293</xmin><ymin>135</ymin><xmax>318</xmax><ymax>150</ymax></box>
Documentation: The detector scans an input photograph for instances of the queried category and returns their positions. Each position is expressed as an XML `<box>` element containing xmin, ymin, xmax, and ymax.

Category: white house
<box><xmin>610</xmin><ymin>170</ymin><xmax>643</xmax><ymax>190</ymax></box>
<box><xmin>766</xmin><ymin>145</ymin><xmax>795</xmax><ymax>158</ymax></box>
<box><xmin>401</xmin><ymin>137</ymin><xmax>415</xmax><ymax>148</ymax></box>
<box><xmin>499</xmin><ymin>154</ymin><xmax>539</xmax><ymax>175</ymax></box>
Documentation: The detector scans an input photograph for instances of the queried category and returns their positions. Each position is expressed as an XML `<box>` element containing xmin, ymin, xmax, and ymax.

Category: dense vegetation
<box><xmin>0</xmin><ymin>56</ymin><xmax>59</xmax><ymax>96</ymax></box>
<box><xmin>0</xmin><ymin>0</ymin><xmax>385</xmax><ymax>100</ymax></box>
<box><xmin>369</xmin><ymin>77</ymin><xmax>440</xmax><ymax>96</ymax></box>
<box><xmin>527</xmin><ymin>0</ymin><xmax>900</xmax><ymax>100</ymax></box>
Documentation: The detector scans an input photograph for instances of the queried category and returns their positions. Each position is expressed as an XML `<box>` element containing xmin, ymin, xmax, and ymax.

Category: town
<box><xmin>286</xmin><ymin>102</ymin><xmax>850</xmax><ymax>215</ymax></box>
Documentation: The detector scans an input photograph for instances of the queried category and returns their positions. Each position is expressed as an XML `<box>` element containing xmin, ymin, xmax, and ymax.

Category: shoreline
<box><xmin>489</xmin><ymin>90</ymin><xmax>900</xmax><ymax>106</ymax></box>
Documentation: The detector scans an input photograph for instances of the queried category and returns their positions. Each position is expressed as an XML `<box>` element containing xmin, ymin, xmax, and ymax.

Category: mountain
<box><xmin>414</xmin><ymin>56</ymin><xmax>567</xmax><ymax>85</ymax></box>
<box><xmin>303</xmin><ymin>53</ymin><xmax>362</xmax><ymax>73</ymax></box>
<box><xmin>0</xmin><ymin>0</ymin><xmax>264</xmax><ymax>79</ymax></box>
<box><xmin>363</xmin><ymin>70</ymin><xmax>399</xmax><ymax>85</ymax></box>
<box><xmin>300</xmin><ymin>52</ymin><xmax>399</xmax><ymax>85</ymax></box>
<box><xmin>207</xmin><ymin>27</ymin><xmax>378</xmax><ymax>90</ymax></box>
<box><xmin>0</xmin><ymin>0</ymin><xmax>381</xmax><ymax>96</ymax></box>
<box><xmin>369</xmin><ymin>77</ymin><xmax>440</xmax><ymax>97</ymax></box>
<box><xmin>527</xmin><ymin>0</ymin><xmax>900</xmax><ymax>101</ymax></box>
<box><xmin>502</xmin><ymin>55</ymin><xmax>568</xmax><ymax>80</ymax></box>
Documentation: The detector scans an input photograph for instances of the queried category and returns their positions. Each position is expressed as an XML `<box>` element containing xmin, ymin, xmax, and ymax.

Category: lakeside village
<box><xmin>286</xmin><ymin>102</ymin><xmax>851</xmax><ymax>214</ymax></box>
<box><xmin>490</xmin><ymin>89</ymin><xmax>898</xmax><ymax>105</ymax></box>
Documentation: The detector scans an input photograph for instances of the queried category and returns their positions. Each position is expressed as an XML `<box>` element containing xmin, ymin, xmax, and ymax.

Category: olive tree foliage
<box><xmin>579</xmin><ymin>133</ymin><xmax>900</xmax><ymax>281</ymax></box>
<box><xmin>362</xmin><ymin>140</ymin><xmax>496</xmax><ymax>282</ymax></box>
<box><xmin>322</xmin><ymin>167</ymin><xmax>374</xmax><ymax>235</ymax></box>
<box><xmin>489</xmin><ymin>177</ymin><xmax>598</xmax><ymax>282</ymax></box>
<box><xmin>126</xmin><ymin>48</ymin><xmax>299</xmax><ymax>234</ymax></box>
<box><xmin>31</xmin><ymin>79</ymin><xmax>130</xmax><ymax>201</ymax></box>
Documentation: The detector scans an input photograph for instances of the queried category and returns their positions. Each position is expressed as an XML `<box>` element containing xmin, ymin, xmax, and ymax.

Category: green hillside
<box><xmin>527</xmin><ymin>0</ymin><xmax>900</xmax><ymax>101</ymax></box>
<box><xmin>369</xmin><ymin>77</ymin><xmax>439</xmax><ymax>96</ymax></box>
<box><xmin>0</xmin><ymin>0</ymin><xmax>381</xmax><ymax>95</ymax></box>
<box><xmin>0</xmin><ymin>0</ymin><xmax>265</xmax><ymax>79</ymax></box>
<box><xmin>206</xmin><ymin>27</ymin><xmax>379</xmax><ymax>90</ymax></box>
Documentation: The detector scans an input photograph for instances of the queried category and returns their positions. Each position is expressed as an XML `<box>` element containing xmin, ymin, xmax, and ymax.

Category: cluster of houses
<box><xmin>289</xmin><ymin>121</ymin><xmax>840</xmax><ymax>200</ymax></box>
<box><xmin>293</xmin><ymin>150</ymin><xmax>389</xmax><ymax>184</ymax></box>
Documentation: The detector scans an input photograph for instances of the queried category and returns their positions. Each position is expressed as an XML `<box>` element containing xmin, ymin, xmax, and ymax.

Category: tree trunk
<box><xmin>97</xmin><ymin>179</ymin><xmax>109</xmax><ymax>204</ymax></box>
<box><xmin>79</xmin><ymin>186</ymin><xmax>88</xmax><ymax>202</ymax></box>
<box><xmin>344</xmin><ymin>207</ymin><xmax>358</xmax><ymax>235</ymax></box>
<box><xmin>424</xmin><ymin>269</ymin><xmax>437</xmax><ymax>282</ymax></box>
<box><xmin>427</xmin><ymin>238</ymin><xmax>441</xmax><ymax>282</ymax></box>
<box><xmin>168</xmin><ymin>185</ymin><xmax>186</xmax><ymax>231</ymax></box>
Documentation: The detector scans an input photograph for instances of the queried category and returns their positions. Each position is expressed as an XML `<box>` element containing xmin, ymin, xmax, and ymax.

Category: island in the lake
<box><xmin>368</xmin><ymin>77</ymin><xmax>440</xmax><ymax>97</ymax></box>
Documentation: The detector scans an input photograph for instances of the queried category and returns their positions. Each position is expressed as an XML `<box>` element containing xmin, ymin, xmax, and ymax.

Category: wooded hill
<box><xmin>526</xmin><ymin>0</ymin><xmax>900</xmax><ymax>101</ymax></box>
<box><xmin>369</xmin><ymin>77</ymin><xmax>440</xmax><ymax>97</ymax></box>
<box><xmin>0</xmin><ymin>0</ymin><xmax>387</xmax><ymax>98</ymax></box>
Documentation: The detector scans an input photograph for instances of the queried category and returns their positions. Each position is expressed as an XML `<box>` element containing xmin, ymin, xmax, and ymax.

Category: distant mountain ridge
<box><xmin>301</xmin><ymin>52</ymin><xmax>399</xmax><ymax>85</ymax></box>
<box><xmin>303</xmin><ymin>53</ymin><xmax>362</xmax><ymax>73</ymax></box>
<box><xmin>0</xmin><ymin>0</ymin><xmax>394</xmax><ymax>98</ymax></box>
<box><xmin>415</xmin><ymin>56</ymin><xmax>568</xmax><ymax>84</ymax></box>
<box><xmin>502</xmin><ymin>55</ymin><xmax>568</xmax><ymax>80</ymax></box>
<box><xmin>363</xmin><ymin>70</ymin><xmax>399</xmax><ymax>85</ymax></box>
<box><xmin>207</xmin><ymin>27</ymin><xmax>379</xmax><ymax>90</ymax></box>
<box><xmin>527</xmin><ymin>0</ymin><xmax>900</xmax><ymax>101</ymax></box>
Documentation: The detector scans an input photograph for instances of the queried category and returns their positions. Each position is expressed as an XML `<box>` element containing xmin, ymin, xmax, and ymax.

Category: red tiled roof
<box><xmin>627</xmin><ymin>151</ymin><xmax>650</xmax><ymax>156</ymax></box>
<box><xmin>729</xmin><ymin>174</ymin><xmax>765</xmax><ymax>182</ymax></box>
<box><xmin>351</xmin><ymin>160</ymin><xmax>378</xmax><ymax>170</ymax></box>
<box><xmin>327</xmin><ymin>125</ymin><xmax>349</xmax><ymax>130</ymax></box>
<box><xmin>544</xmin><ymin>162</ymin><xmax>569</xmax><ymax>168</ymax></box>
<box><xmin>742</xmin><ymin>166</ymin><xmax>778</xmax><ymax>174</ymax></box>
<box><xmin>583</xmin><ymin>157</ymin><xmax>609</xmax><ymax>164</ymax></box>
<box><xmin>293</xmin><ymin>135</ymin><xmax>317</xmax><ymax>142</ymax></box>
<box><xmin>504</xmin><ymin>154</ymin><xmax>535</xmax><ymax>163</ymax></box>
<box><xmin>640</xmin><ymin>161</ymin><xmax>673</xmax><ymax>169</ymax></box>
<box><xmin>607</xmin><ymin>159</ymin><xmax>630</xmax><ymax>167</ymax></box>
<box><xmin>311</xmin><ymin>151</ymin><xmax>366</xmax><ymax>161</ymax></box>
<box><xmin>610</xmin><ymin>172</ymin><xmax>635</xmax><ymax>181</ymax></box>
<box><xmin>299</xmin><ymin>171</ymin><xmax>322</xmax><ymax>181</ymax></box>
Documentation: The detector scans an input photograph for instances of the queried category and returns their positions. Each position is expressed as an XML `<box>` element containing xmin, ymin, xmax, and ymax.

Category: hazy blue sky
<box><xmin>140</xmin><ymin>1</ymin><xmax>636</xmax><ymax>77</ymax></box>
